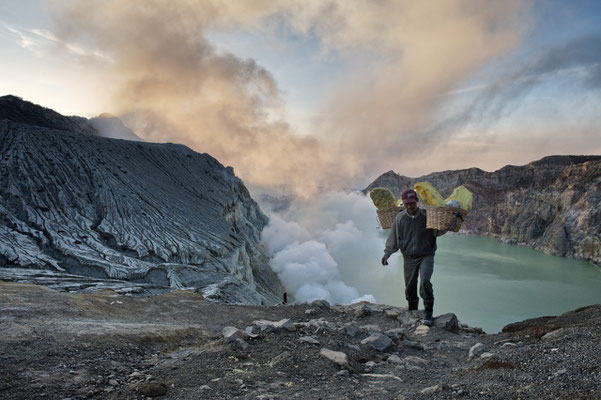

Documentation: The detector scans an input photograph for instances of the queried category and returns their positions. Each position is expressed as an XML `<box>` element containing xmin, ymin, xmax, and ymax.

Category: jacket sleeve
<box><xmin>384</xmin><ymin>216</ymin><xmax>400</xmax><ymax>258</ymax></box>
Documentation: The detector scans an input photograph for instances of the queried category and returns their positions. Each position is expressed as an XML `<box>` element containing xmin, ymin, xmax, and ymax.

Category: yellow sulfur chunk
<box><xmin>414</xmin><ymin>182</ymin><xmax>445</xmax><ymax>207</ymax></box>
<box><xmin>444</xmin><ymin>185</ymin><xmax>473</xmax><ymax>211</ymax></box>
<box><xmin>369</xmin><ymin>187</ymin><xmax>397</xmax><ymax>209</ymax></box>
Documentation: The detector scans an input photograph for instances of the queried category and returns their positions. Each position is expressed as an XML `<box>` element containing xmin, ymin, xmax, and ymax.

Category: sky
<box><xmin>1</xmin><ymin>0</ymin><xmax>601</xmax><ymax>194</ymax></box>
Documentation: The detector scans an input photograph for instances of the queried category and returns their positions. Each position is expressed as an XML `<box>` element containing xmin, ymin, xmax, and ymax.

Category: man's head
<box><xmin>401</xmin><ymin>189</ymin><xmax>419</xmax><ymax>215</ymax></box>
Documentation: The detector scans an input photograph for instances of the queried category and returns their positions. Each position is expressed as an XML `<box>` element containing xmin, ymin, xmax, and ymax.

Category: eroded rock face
<box><xmin>365</xmin><ymin>156</ymin><xmax>601</xmax><ymax>266</ymax></box>
<box><xmin>0</xmin><ymin>96</ymin><xmax>284</xmax><ymax>304</ymax></box>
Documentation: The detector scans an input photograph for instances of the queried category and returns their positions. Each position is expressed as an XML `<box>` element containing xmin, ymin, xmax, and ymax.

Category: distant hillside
<box><xmin>0</xmin><ymin>95</ymin><xmax>142</xmax><ymax>141</ymax></box>
<box><xmin>0</xmin><ymin>95</ymin><xmax>284</xmax><ymax>304</ymax></box>
<box><xmin>0</xmin><ymin>95</ymin><xmax>97</xmax><ymax>135</ymax></box>
<box><xmin>364</xmin><ymin>156</ymin><xmax>601</xmax><ymax>266</ymax></box>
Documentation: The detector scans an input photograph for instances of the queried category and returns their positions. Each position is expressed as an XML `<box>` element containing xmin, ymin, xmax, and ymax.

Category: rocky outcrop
<box><xmin>364</xmin><ymin>156</ymin><xmax>601</xmax><ymax>266</ymax></box>
<box><xmin>0</xmin><ymin>96</ymin><xmax>284</xmax><ymax>304</ymax></box>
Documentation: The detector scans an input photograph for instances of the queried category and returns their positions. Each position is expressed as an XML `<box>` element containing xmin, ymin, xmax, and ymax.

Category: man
<box><xmin>381</xmin><ymin>188</ymin><xmax>445</xmax><ymax>326</ymax></box>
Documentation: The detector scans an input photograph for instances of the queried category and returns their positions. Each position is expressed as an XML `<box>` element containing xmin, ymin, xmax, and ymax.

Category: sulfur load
<box><xmin>444</xmin><ymin>185</ymin><xmax>473</xmax><ymax>211</ymax></box>
<box><xmin>369</xmin><ymin>187</ymin><xmax>397</xmax><ymax>209</ymax></box>
<box><xmin>414</xmin><ymin>182</ymin><xmax>445</xmax><ymax>207</ymax></box>
<box><xmin>414</xmin><ymin>181</ymin><xmax>473</xmax><ymax>211</ymax></box>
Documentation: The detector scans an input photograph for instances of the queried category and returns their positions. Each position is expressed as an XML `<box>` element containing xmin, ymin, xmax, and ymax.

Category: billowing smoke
<box><xmin>261</xmin><ymin>191</ymin><xmax>404</xmax><ymax>304</ymax></box>
<box><xmin>47</xmin><ymin>0</ymin><xmax>530</xmax><ymax>193</ymax></box>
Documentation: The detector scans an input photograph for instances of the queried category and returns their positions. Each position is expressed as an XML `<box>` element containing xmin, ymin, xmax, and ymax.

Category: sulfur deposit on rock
<box><xmin>365</xmin><ymin>155</ymin><xmax>601</xmax><ymax>266</ymax></box>
<box><xmin>0</xmin><ymin>95</ymin><xmax>284</xmax><ymax>304</ymax></box>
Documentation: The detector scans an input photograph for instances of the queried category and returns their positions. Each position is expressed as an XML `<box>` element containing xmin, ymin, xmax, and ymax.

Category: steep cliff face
<box><xmin>365</xmin><ymin>156</ymin><xmax>601</xmax><ymax>266</ymax></box>
<box><xmin>0</xmin><ymin>96</ymin><xmax>285</xmax><ymax>304</ymax></box>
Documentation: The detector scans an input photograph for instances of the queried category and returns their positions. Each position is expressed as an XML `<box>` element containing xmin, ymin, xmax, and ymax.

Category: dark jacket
<box><xmin>384</xmin><ymin>208</ymin><xmax>436</xmax><ymax>258</ymax></box>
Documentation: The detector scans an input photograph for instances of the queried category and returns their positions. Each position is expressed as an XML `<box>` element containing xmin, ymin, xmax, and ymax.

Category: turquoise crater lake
<box><xmin>365</xmin><ymin>234</ymin><xmax>601</xmax><ymax>333</ymax></box>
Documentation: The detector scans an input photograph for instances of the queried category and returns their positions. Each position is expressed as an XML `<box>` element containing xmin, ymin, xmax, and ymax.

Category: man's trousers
<box><xmin>403</xmin><ymin>254</ymin><xmax>434</xmax><ymax>313</ymax></box>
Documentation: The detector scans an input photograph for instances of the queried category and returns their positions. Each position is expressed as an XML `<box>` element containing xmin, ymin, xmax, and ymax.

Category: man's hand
<box><xmin>381</xmin><ymin>255</ymin><xmax>389</xmax><ymax>266</ymax></box>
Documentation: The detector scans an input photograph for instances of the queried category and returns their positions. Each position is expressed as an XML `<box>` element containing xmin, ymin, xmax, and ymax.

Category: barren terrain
<box><xmin>1</xmin><ymin>281</ymin><xmax>600</xmax><ymax>399</ymax></box>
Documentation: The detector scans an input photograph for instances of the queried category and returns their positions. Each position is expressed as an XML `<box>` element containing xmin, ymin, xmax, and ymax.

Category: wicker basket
<box><xmin>426</xmin><ymin>206</ymin><xmax>468</xmax><ymax>232</ymax></box>
<box><xmin>376</xmin><ymin>206</ymin><xmax>404</xmax><ymax>229</ymax></box>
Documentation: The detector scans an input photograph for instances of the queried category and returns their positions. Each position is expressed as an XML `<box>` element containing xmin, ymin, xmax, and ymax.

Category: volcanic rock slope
<box><xmin>365</xmin><ymin>156</ymin><xmax>601</xmax><ymax>266</ymax></box>
<box><xmin>1</xmin><ymin>281</ymin><xmax>600</xmax><ymax>399</ymax></box>
<box><xmin>0</xmin><ymin>95</ymin><xmax>284</xmax><ymax>304</ymax></box>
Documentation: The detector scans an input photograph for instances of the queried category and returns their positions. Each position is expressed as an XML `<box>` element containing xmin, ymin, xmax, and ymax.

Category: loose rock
<box><xmin>139</xmin><ymin>382</ymin><xmax>168</xmax><ymax>397</ymax></box>
<box><xmin>222</xmin><ymin>326</ymin><xmax>249</xmax><ymax>343</ymax></box>
<box><xmin>310</xmin><ymin>299</ymin><xmax>331</xmax><ymax>311</ymax></box>
<box><xmin>468</xmin><ymin>343</ymin><xmax>486</xmax><ymax>359</ymax></box>
<box><xmin>252</xmin><ymin>318</ymin><xmax>296</xmax><ymax>332</ymax></box>
<box><xmin>384</xmin><ymin>328</ymin><xmax>406</xmax><ymax>340</ymax></box>
<box><xmin>414</xmin><ymin>325</ymin><xmax>430</xmax><ymax>336</ymax></box>
<box><xmin>353</xmin><ymin>305</ymin><xmax>371</xmax><ymax>319</ymax></box>
<box><xmin>298</xmin><ymin>336</ymin><xmax>320</xmax><ymax>345</ymax></box>
<box><xmin>319</xmin><ymin>348</ymin><xmax>349</xmax><ymax>369</ymax></box>
<box><xmin>433</xmin><ymin>313</ymin><xmax>460</xmax><ymax>334</ymax></box>
<box><xmin>360</xmin><ymin>324</ymin><xmax>382</xmax><ymax>334</ymax></box>
<box><xmin>361</xmin><ymin>333</ymin><xmax>393</xmax><ymax>351</ymax></box>
<box><xmin>541</xmin><ymin>328</ymin><xmax>565</xmax><ymax>341</ymax></box>
<box><xmin>340</xmin><ymin>323</ymin><xmax>360</xmax><ymax>337</ymax></box>
<box><xmin>270</xmin><ymin>352</ymin><xmax>294</xmax><ymax>368</ymax></box>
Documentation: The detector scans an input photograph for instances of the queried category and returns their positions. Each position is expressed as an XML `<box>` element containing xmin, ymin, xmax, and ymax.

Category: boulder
<box><xmin>361</xmin><ymin>333</ymin><xmax>393</xmax><ymax>351</ymax></box>
<box><xmin>433</xmin><ymin>313</ymin><xmax>460</xmax><ymax>333</ymax></box>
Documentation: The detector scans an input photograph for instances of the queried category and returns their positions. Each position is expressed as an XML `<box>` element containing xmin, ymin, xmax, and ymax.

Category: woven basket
<box><xmin>426</xmin><ymin>206</ymin><xmax>468</xmax><ymax>232</ymax></box>
<box><xmin>376</xmin><ymin>206</ymin><xmax>404</xmax><ymax>229</ymax></box>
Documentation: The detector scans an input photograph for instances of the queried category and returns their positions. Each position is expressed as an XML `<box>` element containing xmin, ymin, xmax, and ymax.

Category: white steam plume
<box><xmin>261</xmin><ymin>191</ymin><xmax>401</xmax><ymax>305</ymax></box>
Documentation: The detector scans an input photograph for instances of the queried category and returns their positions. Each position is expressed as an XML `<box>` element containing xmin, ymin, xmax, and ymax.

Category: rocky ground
<box><xmin>1</xmin><ymin>281</ymin><xmax>600</xmax><ymax>399</ymax></box>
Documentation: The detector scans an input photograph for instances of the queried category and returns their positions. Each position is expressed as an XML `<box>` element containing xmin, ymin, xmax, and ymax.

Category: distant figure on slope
<box><xmin>381</xmin><ymin>188</ymin><xmax>446</xmax><ymax>326</ymax></box>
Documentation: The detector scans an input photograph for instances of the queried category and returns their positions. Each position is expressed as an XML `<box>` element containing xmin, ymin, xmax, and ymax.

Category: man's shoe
<box><xmin>422</xmin><ymin>312</ymin><xmax>433</xmax><ymax>326</ymax></box>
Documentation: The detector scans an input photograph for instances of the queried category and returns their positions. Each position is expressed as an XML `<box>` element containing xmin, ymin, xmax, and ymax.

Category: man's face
<box><xmin>404</xmin><ymin>201</ymin><xmax>418</xmax><ymax>215</ymax></box>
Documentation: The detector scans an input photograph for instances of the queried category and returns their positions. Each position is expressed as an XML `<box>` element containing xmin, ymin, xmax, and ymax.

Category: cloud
<box><xmin>30</xmin><ymin>28</ymin><xmax>112</xmax><ymax>62</ymax></box>
<box><xmin>409</xmin><ymin>34</ymin><xmax>601</xmax><ymax>173</ymax></box>
<box><xmin>454</xmin><ymin>35</ymin><xmax>601</xmax><ymax>126</ymax></box>
<box><xmin>531</xmin><ymin>36</ymin><xmax>601</xmax><ymax>88</ymax></box>
<box><xmin>2</xmin><ymin>21</ymin><xmax>111</xmax><ymax>61</ymax></box>
<box><xmin>3</xmin><ymin>23</ymin><xmax>43</xmax><ymax>56</ymax></box>
<box><xmin>47</xmin><ymin>0</ymin><xmax>530</xmax><ymax>191</ymax></box>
